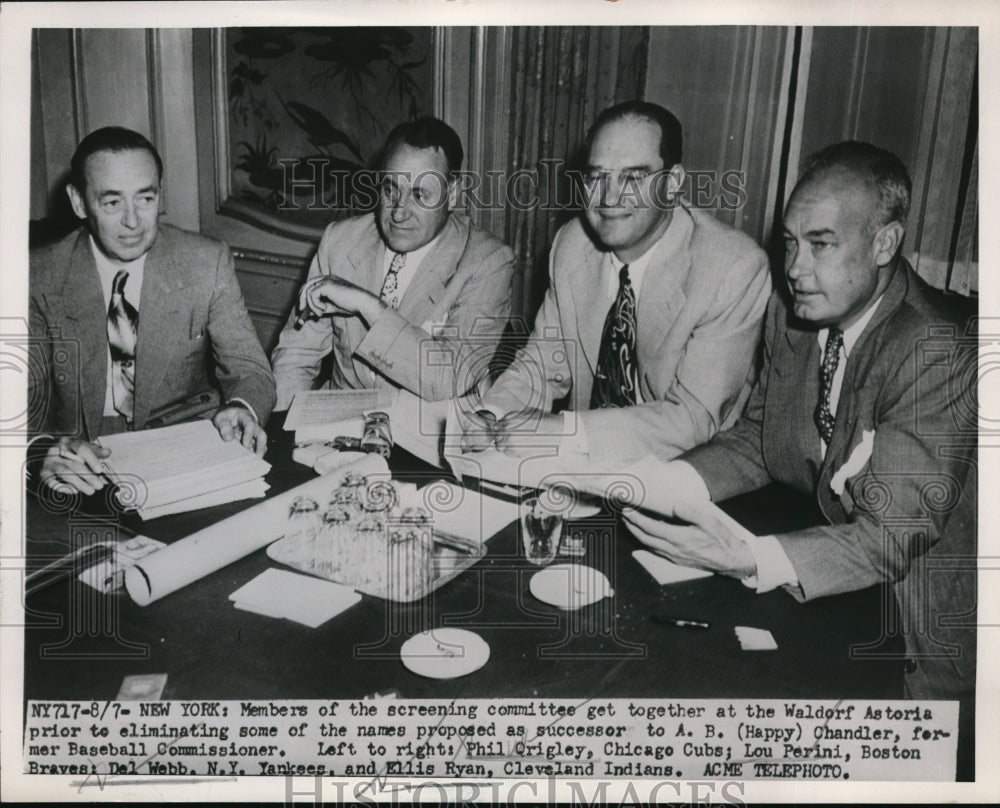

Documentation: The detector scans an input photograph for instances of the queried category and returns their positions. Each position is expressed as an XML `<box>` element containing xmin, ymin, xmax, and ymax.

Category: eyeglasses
<box><xmin>581</xmin><ymin>168</ymin><xmax>665</xmax><ymax>188</ymax></box>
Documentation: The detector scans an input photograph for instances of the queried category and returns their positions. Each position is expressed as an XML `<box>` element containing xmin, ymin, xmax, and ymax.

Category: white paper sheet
<box><xmin>123</xmin><ymin>454</ymin><xmax>389</xmax><ymax>605</ymax></box>
<box><xmin>98</xmin><ymin>420</ymin><xmax>271</xmax><ymax>511</ymax></box>
<box><xmin>292</xmin><ymin>415</ymin><xmax>366</xmax><ymax>445</ymax></box>
<box><xmin>229</xmin><ymin>568</ymin><xmax>362</xmax><ymax>628</ymax></box>
<box><xmin>418</xmin><ymin>480</ymin><xmax>520</xmax><ymax>544</ymax></box>
<box><xmin>284</xmin><ymin>389</ymin><xmax>397</xmax><ymax>430</ymax></box>
<box><xmin>631</xmin><ymin>549</ymin><xmax>714</xmax><ymax>585</ymax></box>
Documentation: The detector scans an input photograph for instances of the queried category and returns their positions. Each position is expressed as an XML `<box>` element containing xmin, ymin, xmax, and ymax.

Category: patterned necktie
<box><xmin>590</xmin><ymin>264</ymin><xmax>639</xmax><ymax>409</ymax></box>
<box><xmin>814</xmin><ymin>328</ymin><xmax>844</xmax><ymax>445</ymax></box>
<box><xmin>379</xmin><ymin>251</ymin><xmax>407</xmax><ymax>309</ymax></box>
<box><xmin>107</xmin><ymin>269</ymin><xmax>138</xmax><ymax>421</ymax></box>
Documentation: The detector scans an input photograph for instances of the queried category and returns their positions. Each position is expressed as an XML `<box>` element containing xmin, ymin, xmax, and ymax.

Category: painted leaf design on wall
<box><xmin>277</xmin><ymin>97</ymin><xmax>363</xmax><ymax>161</ymax></box>
<box><xmin>227</xmin><ymin>27</ymin><xmax>433</xmax><ymax>223</ymax></box>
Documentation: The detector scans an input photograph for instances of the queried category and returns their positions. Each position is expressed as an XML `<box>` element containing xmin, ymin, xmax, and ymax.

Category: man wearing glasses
<box><xmin>462</xmin><ymin>101</ymin><xmax>771</xmax><ymax>464</ymax></box>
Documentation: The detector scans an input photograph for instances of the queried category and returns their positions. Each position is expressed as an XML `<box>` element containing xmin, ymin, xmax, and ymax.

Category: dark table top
<box><xmin>22</xmin><ymin>423</ymin><xmax>903</xmax><ymax>703</ymax></box>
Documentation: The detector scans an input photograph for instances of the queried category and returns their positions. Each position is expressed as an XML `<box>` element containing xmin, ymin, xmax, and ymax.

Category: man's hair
<box><xmin>798</xmin><ymin>140</ymin><xmax>912</xmax><ymax>227</ymax></box>
<box><xmin>382</xmin><ymin>116</ymin><xmax>464</xmax><ymax>176</ymax></box>
<box><xmin>584</xmin><ymin>100</ymin><xmax>684</xmax><ymax>169</ymax></box>
<box><xmin>70</xmin><ymin>126</ymin><xmax>163</xmax><ymax>192</ymax></box>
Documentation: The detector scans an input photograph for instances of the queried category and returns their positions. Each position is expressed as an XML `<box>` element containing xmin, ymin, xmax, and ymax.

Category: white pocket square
<box><xmin>830</xmin><ymin>429</ymin><xmax>876</xmax><ymax>497</ymax></box>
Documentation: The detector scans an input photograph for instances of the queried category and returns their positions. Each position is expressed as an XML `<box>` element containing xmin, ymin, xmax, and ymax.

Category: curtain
<box><xmin>505</xmin><ymin>26</ymin><xmax>648</xmax><ymax>323</ymax></box>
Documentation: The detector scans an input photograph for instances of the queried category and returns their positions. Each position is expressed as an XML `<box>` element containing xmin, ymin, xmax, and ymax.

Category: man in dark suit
<box><xmin>623</xmin><ymin>141</ymin><xmax>976</xmax><ymax>701</ymax></box>
<box><xmin>30</xmin><ymin>127</ymin><xmax>276</xmax><ymax>495</ymax></box>
<box><xmin>461</xmin><ymin>101</ymin><xmax>771</xmax><ymax>465</ymax></box>
<box><xmin>270</xmin><ymin>116</ymin><xmax>515</xmax><ymax>408</ymax></box>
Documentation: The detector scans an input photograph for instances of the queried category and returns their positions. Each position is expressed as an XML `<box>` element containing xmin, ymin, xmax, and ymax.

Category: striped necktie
<box><xmin>590</xmin><ymin>265</ymin><xmax>639</xmax><ymax>409</ymax></box>
<box><xmin>107</xmin><ymin>269</ymin><xmax>138</xmax><ymax>421</ymax></box>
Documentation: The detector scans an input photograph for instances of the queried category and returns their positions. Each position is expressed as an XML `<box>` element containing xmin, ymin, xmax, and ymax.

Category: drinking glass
<box><xmin>520</xmin><ymin>496</ymin><xmax>563</xmax><ymax>566</ymax></box>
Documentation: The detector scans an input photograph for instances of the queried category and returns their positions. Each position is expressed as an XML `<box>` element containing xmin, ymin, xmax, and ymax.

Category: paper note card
<box><xmin>735</xmin><ymin>626</ymin><xmax>779</xmax><ymax>651</ymax></box>
<box><xmin>229</xmin><ymin>568</ymin><xmax>362</xmax><ymax>628</ymax></box>
<box><xmin>632</xmin><ymin>550</ymin><xmax>713</xmax><ymax>585</ymax></box>
<box><xmin>285</xmin><ymin>389</ymin><xmax>397</xmax><ymax>430</ymax></box>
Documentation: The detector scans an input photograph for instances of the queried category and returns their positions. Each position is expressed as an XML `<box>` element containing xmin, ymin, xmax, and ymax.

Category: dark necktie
<box><xmin>814</xmin><ymin>328</ymin><xmax>844</xmax><ymax>445</ymax></box>
<box><xmin>590</xmin><ymin>264</ymin><xmax>639</xmax><ymax>409</ymax></box>
<box><xmin>380</xmin><ymin>251</ymin><xmax>407</xmax><ymax>309</ymax></box>
<box><xmin>107</xmin><ymin>269</ymin><xmax>138</xmax><ymax>421</ymax></box>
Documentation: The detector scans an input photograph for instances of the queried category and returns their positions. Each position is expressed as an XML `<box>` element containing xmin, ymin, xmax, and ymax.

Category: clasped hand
<box><xmin>459</xmin><ymin>409</ymin><xmax>564</xmax><ymax>456</ymax></box>
<box><xmin>299</xmin><ymin>276</ymin><xmax>383</xmax><ymax>326</ymax></box>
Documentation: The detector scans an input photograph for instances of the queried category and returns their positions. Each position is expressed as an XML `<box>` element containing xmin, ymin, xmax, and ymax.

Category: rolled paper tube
<box><xmin>124</xmin><ymin>454</ymin><xmax>389</xmax><ymax>605</ymax></box>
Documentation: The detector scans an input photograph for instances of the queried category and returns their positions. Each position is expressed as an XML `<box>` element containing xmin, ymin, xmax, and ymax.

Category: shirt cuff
<box><xmin>226</xmin><ymin>397</ymin><xmax>259</xmax><ymax>424</ymax></box>
<box><xmin>740</xmin><ymin>534</ymin><xmax>799</xmax><ymax>593</ymax></box>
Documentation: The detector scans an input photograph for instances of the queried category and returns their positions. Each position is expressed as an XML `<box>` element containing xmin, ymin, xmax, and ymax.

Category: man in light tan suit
<box><xmin>271</xmin><ymin>117</ymin><xmax>515</xmax><ymax>409</ymax></box>
<box><xmin>463</xmin><ymin>101</ymin><xmax>771</xmax><ymax>464</ymax></box>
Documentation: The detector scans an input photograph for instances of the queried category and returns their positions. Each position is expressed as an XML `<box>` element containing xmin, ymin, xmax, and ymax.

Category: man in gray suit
<box><xmin>30</xmin><ymin>127</ymin><xmax>276</xmax><ymax>494</ymax></box>
<box><xmin>623</xmin><ymin>141</ymin><xmax>976</xmax><ymax>701</ymax></box>
<box><xmin>271</xmin><ymin>117</ymin><xmax>515</xmax><ymax>408</ymax></box>
<box><xmin>461</xmin><ymin>101</ymin><xmax>771</xmax><ymax>464</ymax></box>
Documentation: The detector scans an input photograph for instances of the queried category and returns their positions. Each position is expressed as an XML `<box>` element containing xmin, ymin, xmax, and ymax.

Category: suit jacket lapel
<box><xmin>397</xmin><ymin>214</ymin><xmax>467</xmax><ymax>325</ymax></box>
<box><xmin>133</xmin><ymin>232</ymin><xmax>188</xmax><ymax>427</ymax></box>
<box><xmin>344</xmin><ymin>220</ymin><xmax>386</xmax><ymax>386</ymax></box>
<box><xmin>635</xmin><ymin>208</ymin><xmax>691</xmax><ymax>376</ymax></box>
<box><xmin>565</xmin><ymin>237</ymin><xmax>609</xmax><ymax>375</ymax></box>
<box><xmin>772</xmin><ymin>311</ymin><xmax>825</xmax><ymax>490</ymax></box>
<box><xmin>58</xmin><ymin>233</ymin><xmax>107</xmax><ymax>439</ymax></box>
<box><xmin>816</xmin><ymin>262</ymin><xmax>910</xmax><ymax>505</ymax></box>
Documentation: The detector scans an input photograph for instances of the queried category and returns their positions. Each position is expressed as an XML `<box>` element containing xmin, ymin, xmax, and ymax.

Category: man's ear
<box><xmin>873</xmin><ymin>220</ymin><xmax>905</xmax><ymax>267</ymax></box>
<box><xmin>66</xmin><ymin>184</ymin><xmax>87</xmax><ymax>220</ymax></box>
<box><xmin>665</xmin><ymin>164</ymin><xmax>686</xmax><ymax>198</ymax></box>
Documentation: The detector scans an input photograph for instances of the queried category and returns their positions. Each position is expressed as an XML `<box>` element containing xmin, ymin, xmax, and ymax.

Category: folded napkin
<box><xmin>229</xmin><ymin>568</ymin><xmax>361</xmax><ymax>628</ymax></box>
<box><xmin>421</xmin><ymin>481</ymin><xmax>520</xmax><ymax>545</ymax></box>
<box><xmin>632</xmin><ymin>549</ymin><xmax>713</xmax><ymax>585</ymax></box>
<box><xmin>735</xmin><ymin>625</ymin><xmax>778</xmax><ymax>651</ymax></box>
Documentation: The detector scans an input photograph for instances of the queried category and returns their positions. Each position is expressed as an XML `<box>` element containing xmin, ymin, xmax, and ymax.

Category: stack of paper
<box><xmin>286</xmin><ymin>389</ymin><xmax>397</xmax><ymax>444</ymax></box>
<box><xmin>98</xmin><ymin>420</ymin><xmax>271</xmax><ymax>520</ymax></box>
<box><xmin>229</xmin><ymin>568</ymin><xmax>362</xmax><ymax>628</ymax></box>
<box><xmin>421</xmin><ymin>481</ymin><xmax>520</xmax><ymax>544</ymax></box>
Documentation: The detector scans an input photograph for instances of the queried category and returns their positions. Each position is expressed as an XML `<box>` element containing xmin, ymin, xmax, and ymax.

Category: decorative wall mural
<box><xmin>226</xmin><ymin>27</ymin><xmax>434</xmax><ymax>230</ymax></box>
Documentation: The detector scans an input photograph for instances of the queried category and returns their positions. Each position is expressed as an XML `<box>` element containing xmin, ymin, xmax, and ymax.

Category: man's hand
<box><xmin>299</xmin><ymin>276</ymin><xmax>384</xmax><ymax>326</ymax></box>
<box><xmin>494</xmin><ymin>412</ymin><xmax>564</xmax><ymax>456</ymax></box>
<box><xmin>622</xmin><ymin>499</ymin><xmax>757</xmax><ymax>579</ymax></box>
<box><xmin>39</xmin><ymin>437</ymin><xmax>110</xmax><ymax>496</ymax></box>
<box><xmin>459</xmin><ymin>409</ymin><xmax>499</xmax><ymax>454</ymax></box>
<box><xmin>213</xmin><ymin>405</ymin><xmax>267</xmax><ymax>456</ymax></box>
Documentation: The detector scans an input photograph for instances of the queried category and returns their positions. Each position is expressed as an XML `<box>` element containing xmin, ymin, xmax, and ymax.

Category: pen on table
<box><xmin>649</xmin><ymin>613</ymin><xmax>711</xmax><ymax>630</ymax></box>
